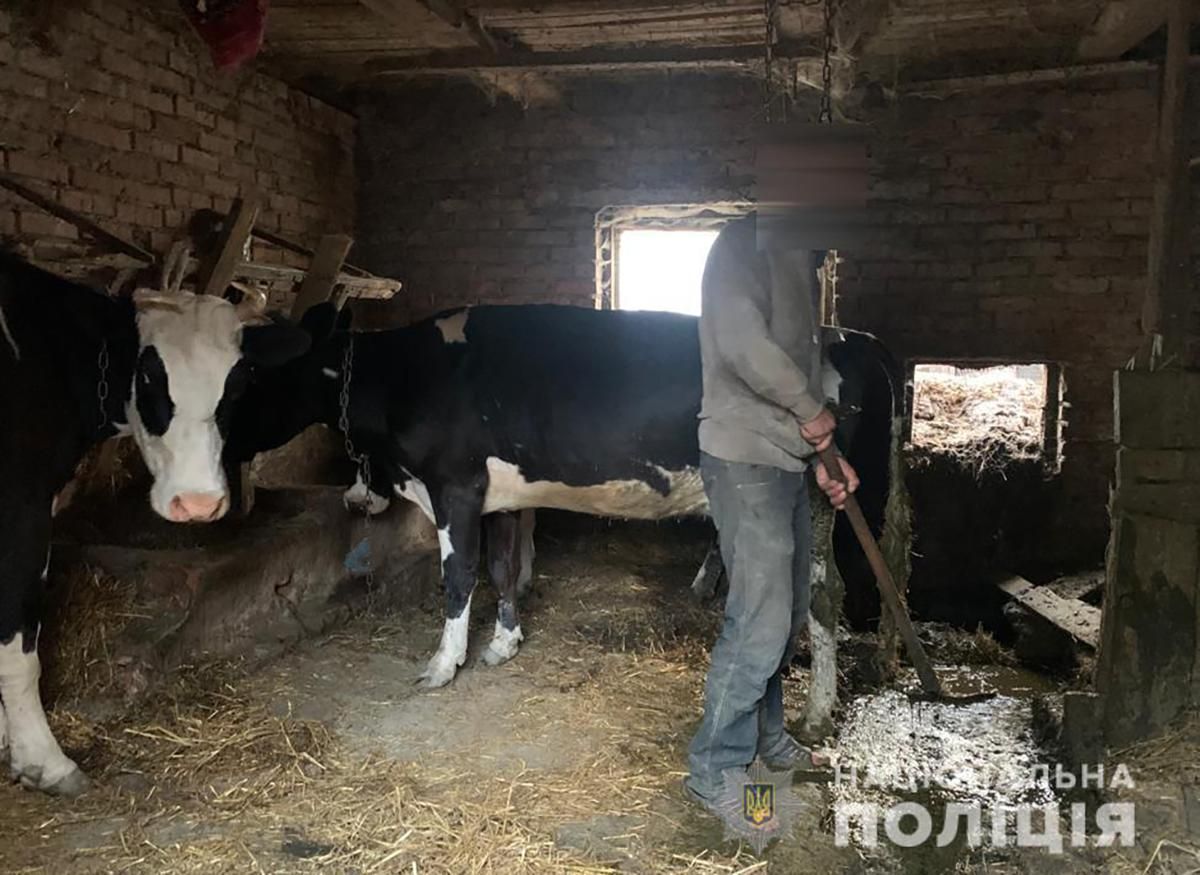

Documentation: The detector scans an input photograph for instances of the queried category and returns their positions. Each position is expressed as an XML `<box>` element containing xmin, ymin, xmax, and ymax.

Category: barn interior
<box><xmin>1</xmin><ymin>0</ymin><xmax>1199</xmax><ymax>871</ymax></box>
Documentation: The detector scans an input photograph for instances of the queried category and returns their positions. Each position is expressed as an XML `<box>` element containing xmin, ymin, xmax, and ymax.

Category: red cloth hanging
<box><xmin>180</xmin><ymin>0</ymin><xmax>269</xmax><ymax>71</ymax></box>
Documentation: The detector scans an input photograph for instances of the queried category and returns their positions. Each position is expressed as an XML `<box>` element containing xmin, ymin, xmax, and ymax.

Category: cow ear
<box><xmin>241</xmin><ymin>322</ymin><xmax>312</xmax><ymax>367</ymax></box>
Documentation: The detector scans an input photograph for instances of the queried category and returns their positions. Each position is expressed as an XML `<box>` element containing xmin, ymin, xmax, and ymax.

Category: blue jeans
<box><xmin>687</xmin><ymin>452</ymin><xmax>812</xmax><ymax>795</ymax></box>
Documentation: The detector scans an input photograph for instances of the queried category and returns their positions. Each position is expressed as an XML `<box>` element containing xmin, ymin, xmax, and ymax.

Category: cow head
<box><xmin>127</xmin><ymin>286</ymin><xmax>311</xmax><ymax>523</ymax></box>
<box><xmin>222</xmin><ymin>301</ymin><xmax>354</xmax><ymax>465</ymax></box>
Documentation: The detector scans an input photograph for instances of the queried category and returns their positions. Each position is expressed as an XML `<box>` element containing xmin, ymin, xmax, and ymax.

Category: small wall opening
<box><xmin>908</xmin><ymin>362</ymin><xmax>1062</xmax><ymax>471</ymax></box>
<box><xmin>594</xmin><ymin>203</ymin><xmax>750</xmax><ymax>310</ymax></box>
<box><xmin>614</xmin><ymin>228</ymin><xmax>718</xmax><ymax>316</ymax></box>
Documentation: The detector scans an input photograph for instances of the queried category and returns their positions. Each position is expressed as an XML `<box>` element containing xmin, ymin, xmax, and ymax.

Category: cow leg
<box><xmin>690</xmin><ymin>539</ymin><xmax>726</xmax><ymax>601</ymax></box>
<box><xmin>0</xmin><ymin>508</ymin><xmax>88</xmax><ymax>796</ymax></box>
<box><xmin>420</xmin><ymin>485</ymin><xmax>483</xmax><ymax>688</ymax></box>
<box><xmin>482</xmin><ymin>512</ymin><xmax>524</xmax><ymax>666</ymax></box>
<box><xmin>798</xmin><ymin>497</ymin><xmax>841</xmax><ymax>742</ymax></box>
<box><xmin>515</xmin><ymin>508</ymin><xmax>536</xmax><ymax>597</ymax></box>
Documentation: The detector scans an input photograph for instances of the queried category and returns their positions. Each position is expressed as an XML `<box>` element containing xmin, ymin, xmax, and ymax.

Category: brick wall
<box><xmin>356</xmin><ymin>75</ymin><xmax>766</xmax><ymax>321</ymax></box>
<box><xmin>0</xmin><ymin>0</ymin><xmax>355</xmax><ymax>270</ymax></box>
<box><xmin>839</xmin><ymin>71</ymin><xmax>1159</xmax><ymax>569</ymax></box>
<box><xmin>355</xmin><ymin>69</ymin><xmax>1186</xmax><ymax>585</ymax></box>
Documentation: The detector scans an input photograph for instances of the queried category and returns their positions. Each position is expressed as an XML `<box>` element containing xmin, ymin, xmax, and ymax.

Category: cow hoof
<box><xmin>482</xmin><ymin>624</ymin><xmax>523</xmax><ymax>666</ymax></box>
<box><xmin>13</xmin><ymin>762</ymin><xmax>90</xmax><ymax>797</ymax></box>
<box><xmin>419</xmin><ymin>658</ymin><xmax>459</xmax><ymax>689</ymax></box>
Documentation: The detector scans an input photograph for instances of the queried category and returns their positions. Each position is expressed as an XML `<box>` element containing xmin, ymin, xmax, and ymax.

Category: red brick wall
<box><xmin>0</xmin><ymin>0</ymin><xmax>355</xmax><ymax>266</ymax></box>
<box><xmin>356</xmin><ymin>70</ymin><xmax>1179</xmax><ymax>580</ymax></box>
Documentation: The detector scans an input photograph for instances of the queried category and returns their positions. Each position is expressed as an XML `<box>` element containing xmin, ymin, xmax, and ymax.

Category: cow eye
<box><xmin>135</xmin><ymin>346</ymin><xmax>174</xmax><ymax>437</ymax></box>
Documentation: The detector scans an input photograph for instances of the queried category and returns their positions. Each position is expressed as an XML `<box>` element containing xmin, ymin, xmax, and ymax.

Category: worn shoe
<box><xmin>681</xmin><ymin>775</ymin><xmax>726</xmax><ymax>818</ymax></box>
<box><xmin>758</xmin><ymin>733</ymin><xmax>830</xmax><ymax>772</ymax></box>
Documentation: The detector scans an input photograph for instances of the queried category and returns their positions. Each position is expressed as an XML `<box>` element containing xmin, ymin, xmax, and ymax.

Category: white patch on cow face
<box><xmin>482</xmin><ymin>457</ymin><xmax>709</xmax><ymax>519</ymax></box>
<box><xmin>0</xmin><ymin>301</ymin><xmax>20</xmax><ymax>361</ymax></box>
<box><xmin>0</xmin><ymin>634</ymin><xmax>87</xmax><ymax>795</ymax></box>
<box><xmin>127</xmin><ymin>294</ymin><xmax>244</xmax><ymax>523</ymax></box>
<box><xmin>322</xmin><ymin>367</ymin><xmax>339</xmax><ymax>379</ymax></box>
<box><xmin>394</xmin><ymin>471</ymin><xmax>435</xmax><ymax>523</ymax></box>
<box><xmin>435</xmin><ymin>309</ymin><xmax>469</xmax><ymax>344</ymax></box>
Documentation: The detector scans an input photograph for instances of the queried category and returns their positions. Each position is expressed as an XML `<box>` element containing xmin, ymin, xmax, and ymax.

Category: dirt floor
<box><xmin>1</xmin><ymin>519</ymin><xmax>1196</xmax><ymax>873</ymax></box>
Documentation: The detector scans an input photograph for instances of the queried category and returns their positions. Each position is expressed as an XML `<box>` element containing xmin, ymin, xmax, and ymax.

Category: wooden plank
<box><xmin>998</xmin><ymin>575</ymin><xmax>1101</xmax><ymax>648</ymax></box>
<box><xmin>195</xmin><ymin>196</ymin><xmax>260</xmax><ymax>297</ymax></box>
<box><xmin>1078</xmin><ymin>0</ymin><xmax>1171</xmax><ymax>60</ymax></box>
<box><xmin>184</xmin><ymin>258</ymin><xmax>400</xmax><ymax>299</ymax></box>
<box><xmin>368</xmin><ymin>40</ymin><xmax>813</xmax><ymax>74</ymax></box>
<box><xmin>1139</xmin><ymin>0</ymin><xmax>1193</xmax><ymax>369</ymax></box>
<box><xmin>251</xmin><ymin>227</ymin><xmax>370</xmax><ymax>277</ymax></box>
<box><xmin>359</xmin><ymin>0</ymin><xmax>508</xmax><ymax>52</ymax></box>
<box><xmin>0</xmin><ymin>172</ymin><xmax>154</xmax><ymax>263</ymax></box>
<box><xmin>291</xmin><ymin>234</ymin><xmax>354</xmax><ymax>321</ymax></box>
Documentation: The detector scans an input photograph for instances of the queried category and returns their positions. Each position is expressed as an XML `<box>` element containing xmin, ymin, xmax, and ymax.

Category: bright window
<box><xmin>615</xmin><ymin>229</ymin><xmax>718</xmax><ymax>316</ymax></box>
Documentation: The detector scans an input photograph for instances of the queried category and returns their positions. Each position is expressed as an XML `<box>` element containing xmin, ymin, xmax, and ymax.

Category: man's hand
<box><xmin>815</xmin><ymin>455</ymin><xmax>860</xmax><ymax>510</ymax></box>
<box><xmin>800</xmin><ymin>408</ymin><xmax>838</xmax><ymax>452</ymax></box>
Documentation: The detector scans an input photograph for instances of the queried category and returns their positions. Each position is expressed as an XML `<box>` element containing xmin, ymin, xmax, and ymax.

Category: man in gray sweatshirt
<box><xmin>685</xmin><ymin>212</ymin><xmax>859</xmax><ymax>809</ymax></box>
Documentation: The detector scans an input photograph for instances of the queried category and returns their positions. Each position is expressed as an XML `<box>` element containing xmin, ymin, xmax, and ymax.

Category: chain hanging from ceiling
<box><xmin>819</xmin><ymin>0</ymin><xmax>835</xmax><ymax>124</ymax></box>
<box><xmin>763</xmin><ymin>0</ymin><xmax>784</xmax><ymax>123</ymax></box>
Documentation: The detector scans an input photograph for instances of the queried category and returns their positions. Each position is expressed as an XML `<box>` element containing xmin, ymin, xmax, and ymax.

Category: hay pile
<box><xmin>2</xmin><ymin>550</ymin><xmax>792</xmax><ymax>874</ymax></box>
<box><xmin>911</xmin><ymin>366</ymin><xmax>1046</xmax><ymax>472</ymax></box>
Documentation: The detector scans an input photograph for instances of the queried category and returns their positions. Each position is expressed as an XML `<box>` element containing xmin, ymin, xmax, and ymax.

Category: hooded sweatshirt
<box><xmin>698</xmin><ymin>213</ymin><xmax>827</xmax><ymax>471</ymax></box>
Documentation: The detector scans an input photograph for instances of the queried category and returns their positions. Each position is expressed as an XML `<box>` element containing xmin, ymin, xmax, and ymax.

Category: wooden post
<box><xmin>1138</xmin><ymin>0</ymin><xmax>1192</xmax><ymax>370</ymax></box>
<box><xmin>195</xmin><ymin>196</ymin><xmax>260</xmax><ymax>298</ymax></box>
<box><xmin>194</xmin><ymin>197</ymin><xmax>260</xmax><ymax>516</ymax></box>
<box><xmin>290</xmin><ymin>234</ymin><xmax>354</xmax><ymax>322</ymax></box>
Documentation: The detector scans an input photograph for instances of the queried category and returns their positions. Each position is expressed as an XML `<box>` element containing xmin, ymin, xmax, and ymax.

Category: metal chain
<box><xmin>763</xmin><ymin>0</ymin><xmax>776</xmax><ymax>123</ymax></box>
<box><xmin>338</xmin><ymin>336</ymin><xmax>376</xmax><ymax>594</ymax></box>
<box><xmin>819</xmin><ymin>0</ymin><xmax>835</xmax><ymax>124</ymax></box>
<box><xmin>96</xmin><ymin>339</ymin><xmax>111</xmax><ymax>432</ymax></box>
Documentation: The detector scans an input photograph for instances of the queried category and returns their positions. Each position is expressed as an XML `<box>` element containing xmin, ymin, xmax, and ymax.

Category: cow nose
<box><xmin>168</xmin><ymin>492</ymin><xmax>228</xmax><ymax>522</ymax></box>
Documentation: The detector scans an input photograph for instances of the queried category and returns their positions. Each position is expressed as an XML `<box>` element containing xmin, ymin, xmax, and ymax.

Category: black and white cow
<box><xmin>226</xmin><ymin>303</ymin><xmax>903</xmax><ymax>728</ymax></box>
<box><xmin>0</xmin><ymin>252</ymin><xmax>310</xmax><ymax>795</ymax></box>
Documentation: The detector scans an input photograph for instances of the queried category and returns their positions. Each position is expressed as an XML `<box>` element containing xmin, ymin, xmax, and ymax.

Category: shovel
<box><xmin>816</xmin><ymin>446</ymin><xmax>994</xmax><ymax>705</ymax></box>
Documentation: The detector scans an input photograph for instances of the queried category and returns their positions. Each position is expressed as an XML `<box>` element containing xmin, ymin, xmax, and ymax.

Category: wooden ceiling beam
<box><xmin>358</xmin><ymin>0</ymin><xmax>514</xmax><ymax>54</ymax></box>
<box><xmin>367</xmin><ymin>39</ymin><xmax>817</xmax><ymax>75</ymax></box>
<box><xmin>1077</xmin><ymin>0</ymin><xmax>1184</xmax><ymax>60</ymax></box>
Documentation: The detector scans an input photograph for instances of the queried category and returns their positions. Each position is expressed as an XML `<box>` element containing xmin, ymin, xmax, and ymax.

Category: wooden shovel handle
<box><xmin>816</xmin><ymin>445</ymin><xmax>943</xmax><ymax>696</ymax></box>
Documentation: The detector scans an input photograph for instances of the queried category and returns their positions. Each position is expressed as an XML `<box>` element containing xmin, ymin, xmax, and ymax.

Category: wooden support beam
<box><xmin>195</xmin><ymin>196</ymin><xmax>259</xmax><ymax>297</ymax></box>
<box><xmin>290</xmin><ymin>234</ymin><xmax>353</xmax><ymax>321</ymax></box>
<box><xmin>1139</xmin><ymin>0</ymin><xmax>1192</xmax><ymax>368</ymax></box>
<box><xmin>250</xmin><ymin>227</ymin><xmax>369</xmax><ymax>277</ymax></box>
<box><xmin>0</xmin><ymin>172</ymin><xmax>154</xmax><ymax>264</ymax></box>
<box><xmin>359</xmin><ymin>0</ymin><xmax>508</xmax><ymax>53</ymax></box>
<box><xmin>370</xmin><ymin>40</ymin><xmax>815</xmax><ymax>76</ymax></box>
<box><xmin>1078</xmin><ymin>0</ymin><xmax>1175</xmax><ymax>60</ymax></box>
